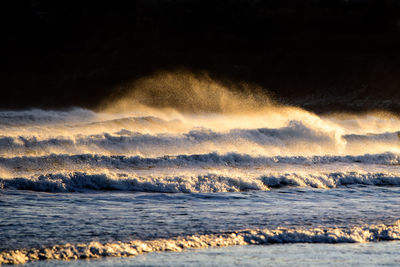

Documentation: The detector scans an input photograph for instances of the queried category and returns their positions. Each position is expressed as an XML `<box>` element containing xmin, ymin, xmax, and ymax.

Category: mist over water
<box><xmin>99</xmin><ymin>71</ymin><xmax>274</xmax><ymax>113</ymax></box>
<box><xmin>1</xmin><ymin>72</ymin><xmax>400</xmax><ymax>159</ymax></box>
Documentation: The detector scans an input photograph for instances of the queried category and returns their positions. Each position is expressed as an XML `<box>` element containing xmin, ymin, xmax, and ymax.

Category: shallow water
<box><xmin>24</xmin><ymin>242</ymin><xmax>400</xmax><ymax>267</ymax></box>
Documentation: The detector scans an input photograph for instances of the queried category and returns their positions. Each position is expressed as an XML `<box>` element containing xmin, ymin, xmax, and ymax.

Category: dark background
<box><xmin>2</xmin><ymin>0</ymin><xmax>400</xmax><ymax>112</ymax></box>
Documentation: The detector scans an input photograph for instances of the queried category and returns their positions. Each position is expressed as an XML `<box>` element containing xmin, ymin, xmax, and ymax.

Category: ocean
<box><xmin>2</xmin><ymin>95</ymin><xmax>400</xmax><ymax>265</ymax></box>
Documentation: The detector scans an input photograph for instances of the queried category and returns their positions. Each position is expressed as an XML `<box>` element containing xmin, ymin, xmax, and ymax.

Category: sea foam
<box><xmin>2</xmin><ymin>170</ymin><xmax>400</xmax><ymax>193</ymax></box>
<box><xmin>1</xmin><ymin>220</ymin><xmax>400</xmax><ymax>265</ymax></box>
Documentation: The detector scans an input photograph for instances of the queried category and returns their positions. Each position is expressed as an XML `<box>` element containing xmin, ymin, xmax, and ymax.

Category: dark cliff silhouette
<box><xmin>2</xmin><ymin>0</ymin><xmax>400</xmax><ymax>112</ymax></box>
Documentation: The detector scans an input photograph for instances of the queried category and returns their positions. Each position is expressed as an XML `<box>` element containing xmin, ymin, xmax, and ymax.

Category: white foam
<box><xmin>0</xmin><ymin>173</ymin><xmax>268</xmax><ymax>193</ymax></box>
<box><xmin>2</xmin><ymin>220</ymin><xmax>400</xmax><ymax>265</ymax></box>
<box><xmin>0</xmin><ymin>121</ymin><xmax>342</xmax><ymax>157</ymax></box>
<box><xmin>2</xmin><ymin>170</ymin><xmax>400</xmax><ymax>193</ymax></box>
<box><xmin>2</xmin><ymin>122</ymin><xmax>400</xmax><ymax>157</ymax></box>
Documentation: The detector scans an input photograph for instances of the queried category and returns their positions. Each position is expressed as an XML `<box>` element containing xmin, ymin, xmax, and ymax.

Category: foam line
<box><xmin>1</xmin><ymin>220</ymin><xmax>400</xmax><ymax>265</ymax></box>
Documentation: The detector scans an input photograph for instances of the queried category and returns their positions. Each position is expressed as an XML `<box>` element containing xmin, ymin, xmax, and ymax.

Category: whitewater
<box><xmin>2</xmin><ymin>72</ymin><xmax>400</xmax><ymax>265</ymax></box>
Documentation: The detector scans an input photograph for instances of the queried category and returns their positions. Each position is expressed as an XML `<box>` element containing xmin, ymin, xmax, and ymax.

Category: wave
<box><xmin>0</xmin><ymin>152</ymin><xmax>400</xmax><ymax>172</ymax></box>
<box><xmin>2</xmin><ymin>171</ymin><xmax>400</xmax><ymax>193</ymax></box>
<box><xmin>1</xmin><ymin>106</ymin><xmax>400</xmax><ymax>158</ymax></box>
<box><xmin>2</xmin><ymin>121</ymin><xmax>400</xmax><ymax>157</ymax></box>
<box><xmin>0</xmin><ymin>173</ymin><xmax>268</xmax><ymax>193</ymax></box>
<box><xmin>0</xmin><ymin>121</ymin><xmax>341</xmax><ymax>157</ymax></box>
<box><xmin>0</xmin><ymin>108</ymin><xmax>95</xmax><ymax>126</ymax></box>
<box><xmin>2</xmin><ymin>220</ymin><xmax>400</xmax><ymax>265</ymax></box>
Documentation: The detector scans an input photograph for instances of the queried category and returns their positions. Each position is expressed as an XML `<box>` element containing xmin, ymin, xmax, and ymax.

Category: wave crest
<box><xmin>2</xmin><ymin>171</ymin><xmax>400</xmax><ymax>193</ymax></box>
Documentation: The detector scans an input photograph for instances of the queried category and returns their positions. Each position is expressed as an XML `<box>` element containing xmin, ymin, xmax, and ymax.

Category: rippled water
<box><xmin>1</xmin><ymin>186</ymin><xmax>400</xmax><ymax>252</ymax></box>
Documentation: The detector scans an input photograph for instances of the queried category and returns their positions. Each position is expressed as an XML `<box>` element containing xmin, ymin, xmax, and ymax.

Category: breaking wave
<box><xmin>1</xmin><ymin>120</ymin><xmax>400</xmax><ymax>158</ymax></box>
<box><xmin>0</xmin><ymin>120</ymin><xmax>344</xmax><ymax>157</ymax></box>
<box><xmin>2</xmin><ymin>170</ymin><xmax>400</xmax><ymax>193</ymax></box>
<box><xmin>2</xmin><ymin>220</ymin><xmax>400</xmax><ymax>265</ymax></box>
<box><xmin>1</xmin><ymin>152</ymin><xmax>400</xmax><ymax>170</ymax></box>
<box><xmin>1</xmin><ymin>76</ymin><xmax>400</xmax><ymax>195</ymax></box>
